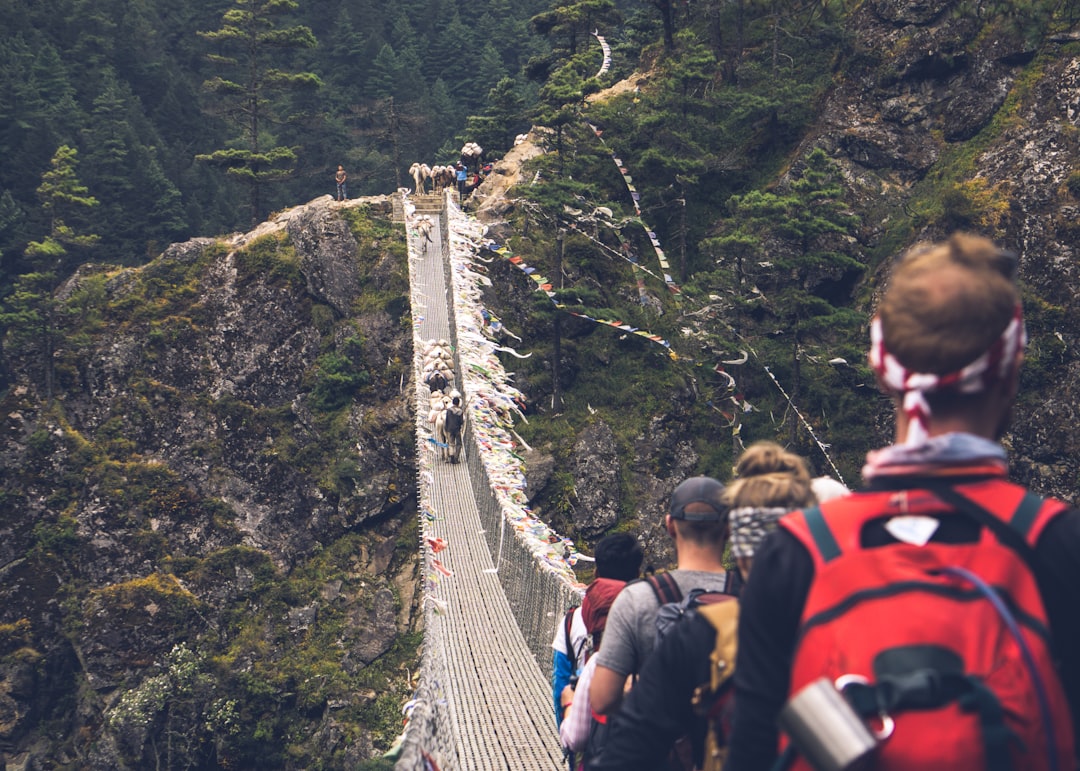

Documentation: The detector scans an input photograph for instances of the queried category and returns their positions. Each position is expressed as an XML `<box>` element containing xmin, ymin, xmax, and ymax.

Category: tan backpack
<box><xmin>691</xmin><ymin>601</ymin><xmax>740</xmax><ymax>771</ymax></box>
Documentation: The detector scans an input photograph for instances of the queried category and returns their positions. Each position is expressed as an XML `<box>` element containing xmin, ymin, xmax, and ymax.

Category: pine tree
<box><xmin>530</xmin><ymin>0</ymin><xmax>619</xmax><ymax>57</ymax></box>
<box><xmin>0</xmin><ymin>190</ymin><xmax>26</xmax><ymax>273</ymax></box>
<box><xmin>325</xmin><ymin>8</ymin><xmax>367</xmax><ymax>101</ymax></box>
<box><xmin>643</xmin><ymin>0</ymin><xmax>678</xmax><ymax>51</ymax></box>
<box><xmin>196</xmin><ymin>0</ymin><xmax>322</xmax><ymax>227</ymax></box>
<box><xmin>24</xmin><ymin>145</ymin><xmax>100</xmax><ymax>276</ymax></box>
<box><xmin>717</xmin><ymin>148</ymin><xmax>862</xmax><ymax>415</ymax></box>
<box><xmin>462</xmin><ymin>77</ymin><xmax>529</xmax><ymax>156</ymax></box>
<box><xmin>81</xmin><ymin>70</ymin><xmax>187</xmax><ymax>260</ymax></box>
<box><xmin>5</xmin><ymin>146</ymin><xmax>99</xmax><ymax>398</ymax></box>
<box><xmin>367</xmin><ymin>44</ymin><xmax>400</xmax><ymax>101</ymax></box>
<box><xmin>0</xmin><ymin>271</ymin><xmax>58</xmax><ymax>396</ymax></box>
<box><xmin>0</xmin><ymin>36</ymin><xmax>80</xmax><ymax>220</ymax></box>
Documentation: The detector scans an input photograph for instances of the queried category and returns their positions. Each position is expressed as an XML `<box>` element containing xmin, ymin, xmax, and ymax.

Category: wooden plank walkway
<box><xmin>409</xmin><ymin>204</ymin><xmax>566</xmax><ymax>770</ymax></box>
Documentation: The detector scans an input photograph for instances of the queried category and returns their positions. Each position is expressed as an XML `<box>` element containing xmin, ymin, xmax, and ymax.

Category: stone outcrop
<box><xmin>0</xmin><ymin>196</ymin><xmax>419</xmax><ymax>769</ymax></box>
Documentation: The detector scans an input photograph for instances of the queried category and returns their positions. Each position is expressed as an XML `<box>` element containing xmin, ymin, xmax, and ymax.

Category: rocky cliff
<box><xmin>477</xmin><ymin>0</ymin><xmax>1080</xmax><ymax>568</ymax></box>
<box><xmin>1</xmin><ymin>197</ymin><xmax>418</xmax><ymax>769</ymax></box>
<box><xmin>813</xmin><ymin>0</ymin><xmax>1080</xmax><ymax>498</ymax></box>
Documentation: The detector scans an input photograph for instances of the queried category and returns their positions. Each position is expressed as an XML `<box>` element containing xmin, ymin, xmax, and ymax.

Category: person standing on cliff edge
<box><xmin>335</xmin><ymin>165</ymin><xmax>347</xmax><ymax>201</ymax></box>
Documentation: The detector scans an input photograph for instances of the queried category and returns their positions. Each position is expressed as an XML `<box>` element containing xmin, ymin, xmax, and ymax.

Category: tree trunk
<box><xmin>790</xmin><ymin>333</ymin><xmax>800</xmax><ymax>444</ymax></box>
<box><xmin>43</xmin><ymin>308</ymin><xmax>55</xmax><ymax>402</ymax></box>
<box><xmin>679</xmin><ymin>196</ymin><xmax>688</xmax><ymax>284</ymax></box>
<box><xmin>551</xmin><ymin>230</ymin><xmax>565</xmax><ymax>412</ymax></box>
<box><xmin>389</xmin><ymin>97</ymin><xmax>403</xmax><ymax>191</ymax></box>
<box><xmin>654</xmin><ymin>0</ymin><xmax>676</xmax><ymax>51</ymax></box>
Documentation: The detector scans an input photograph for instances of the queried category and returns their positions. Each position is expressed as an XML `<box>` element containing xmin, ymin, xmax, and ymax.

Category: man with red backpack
<box><xmin>726</xmin><ymin>233</ymin><xmax>1080</xmax><ymax>771</ymax></box>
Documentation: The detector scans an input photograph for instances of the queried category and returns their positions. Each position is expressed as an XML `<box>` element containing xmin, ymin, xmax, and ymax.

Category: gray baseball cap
<box><xmin>669</xmin><ymin>476</ymin><xmax>728</xmax><ymax>521</ymax></box>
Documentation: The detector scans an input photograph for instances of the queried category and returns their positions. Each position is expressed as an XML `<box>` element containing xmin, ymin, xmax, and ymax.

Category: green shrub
<box><xmin>309</xmin><ymin>343</ymin><xmax>371</xmax><ymax>412</ymax></box>
<box><xmin>234</xmin><ymin>233</ymin><xmax>302</xmax><ymax>287</ymax></box>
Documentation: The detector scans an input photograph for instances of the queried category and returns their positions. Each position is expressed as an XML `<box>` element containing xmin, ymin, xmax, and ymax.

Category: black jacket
<box><xmin>587</xmin><ymin>610</ymin><xmax>718</xmax><ymax>771</ymax></box>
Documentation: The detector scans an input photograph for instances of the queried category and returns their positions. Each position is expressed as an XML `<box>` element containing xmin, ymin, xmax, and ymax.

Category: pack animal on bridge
<box><xmin>409</xmin><ymin>162</ymin><xmax>431</xmax><ymax>195</ymax></box>
<box><xmin>430</xmin><ymin>165</ymin><xmax>455</xmax><ymax>193</ymax></box>
<box><xmin>424</xmin><ymin>365</ymin><xmax>450</xmax><ymax>394</ymax></box>
<box><xmin>422</xmin><ymin>339</ymin><xmax>455</xmax><ymax>393</ymax></box>
<box><xmin>416</xmin><ymin>215</ymin><xmax>434</xmax><ymax>252</ymax></box>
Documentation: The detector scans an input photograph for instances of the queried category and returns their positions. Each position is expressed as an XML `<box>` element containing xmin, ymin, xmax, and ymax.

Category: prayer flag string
<box><xmin>592</xmin><ymin>30</ymin><xmax>612</xmax><ymax>79</ymax></box>
<box><xmin>587</xmin><ymin>122</ymin><xmax>681</xmax><ymax>297</ymax></box>
<box><xmin>487</xmin><ymin>241</ymin><xmax>677</xmax><ymax>359</ymax></box>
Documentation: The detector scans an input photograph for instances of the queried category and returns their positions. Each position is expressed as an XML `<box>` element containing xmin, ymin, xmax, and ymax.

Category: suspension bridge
<box><xmin>391</xmin><ymin>191</ymin><xmax>583</xmax><ymax>770</ymax></box>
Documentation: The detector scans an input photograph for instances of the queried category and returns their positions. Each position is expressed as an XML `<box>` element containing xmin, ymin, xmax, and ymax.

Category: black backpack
<box><xmin>647</xmin><ymin>571</ymin><xmax>740</xmax><ymax>771</ymax></box>
<box><xmin>443</xmin><ymin>406</ymin><xmax>463</xmax><ymax>437</ymax></box>
<box><xmin>647</xmin><ymin>571</ymin><xmax>741</xmax><ymax>646</ymax></box>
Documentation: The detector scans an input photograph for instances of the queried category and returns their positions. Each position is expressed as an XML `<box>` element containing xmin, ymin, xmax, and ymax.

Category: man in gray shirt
<box><xmin>589</xmin><ymin>476</ymin><xmax>731</xmax><ymax>717</ymax></box>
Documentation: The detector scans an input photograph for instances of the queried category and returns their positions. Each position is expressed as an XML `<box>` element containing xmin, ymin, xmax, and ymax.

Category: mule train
<box><xmin>422</xmin><ymin>339</ymin><xmax>464</xmax><ymax>463</ymax></box>
<box><xmin>409</xmin><ymin>144</ymin><xmax>484</xmax><ymax>195</ymax></box>
<box><xmin>410</xmin><ymin>162</ymin><xmax>457</xmax><ymax>195</ymax></box>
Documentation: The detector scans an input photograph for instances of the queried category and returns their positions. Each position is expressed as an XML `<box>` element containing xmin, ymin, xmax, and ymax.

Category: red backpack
<box><xmin>779</xmin><ymin>478</ymin><xmax>1074</xmax><ymax>771</ymax></box>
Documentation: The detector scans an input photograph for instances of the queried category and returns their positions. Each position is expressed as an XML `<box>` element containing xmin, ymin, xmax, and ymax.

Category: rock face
<box><xmin>288</xmin><ymin>203</ymin><xmax>365</xmax><ymax>316</ymax></box>
<box><xmin>0</xmin><ymin>197</ymin><xmax>421</xmax><ymax>769</ymax></box>
<box><xmin>484</xmin><ymin>0</ymin><xmax>1080</xmax><ymax>561</ymax></box>
<box><xmin>813</xmin><ymin>0</ymin><xmax>1080</xmax><ymax>497</ymax></box>
<box><xmin>568</xmin><ymin>421</ymin><xmax>621</xmax><ymax>538</ymax></box>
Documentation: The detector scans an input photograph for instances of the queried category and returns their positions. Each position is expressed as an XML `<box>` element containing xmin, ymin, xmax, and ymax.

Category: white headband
<box><xmin>869</xmin><ymin>304</ymin><xmax>1026</xmax><ymax>445</ymax></box>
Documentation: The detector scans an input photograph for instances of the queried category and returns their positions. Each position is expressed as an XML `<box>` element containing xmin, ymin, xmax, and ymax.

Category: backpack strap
<box><xmin>799</xmin><ymin>505</ymin><xmax>843</xmax><ymax>564</ymax></box>
<box><xmin>921</xmin><ymin>481</ymin><xmax>1045</xmax><ymax>575</ymax></box>
<box><xmin>645</xmin><ymin>572</ymin><xmax>683</xmax><ymax>606</ymax></box>
<box><xmin>563</xmin><ymin>607</ymin><xmax>578</xmax><ymax>662</ymax></box>
<box><xmin>722</xmin><ymin>568</ymin><xmax>743</xmax><ymax>597</ymax></box>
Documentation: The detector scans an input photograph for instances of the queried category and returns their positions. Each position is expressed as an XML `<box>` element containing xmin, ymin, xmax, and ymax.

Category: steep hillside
<box><xmin>1</xmin><ymin>197</ymin><xmax>417</xmax><ymax>769</ymax></box>
<box><xmin>465</xmin><ymin>0</ymin><xmax>1080</xmax><ymax>565</ymax></box>
<box><xmin>781</xmin><ymin>0</ymin><xmax>1080</xmax><ymax>499</ymax></box>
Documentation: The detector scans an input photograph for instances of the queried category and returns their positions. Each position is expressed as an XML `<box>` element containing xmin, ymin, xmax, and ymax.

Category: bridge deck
<box><xmin>410</xmin><ymin>206</ymin><xmax>565</xmax><ymax>770</ymax></box>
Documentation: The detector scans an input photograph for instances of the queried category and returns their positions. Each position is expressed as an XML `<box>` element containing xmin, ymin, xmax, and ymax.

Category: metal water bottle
<box><xmin>778</xmin><ymin>677</ymin><xmax>879</xmax><ymax>771</ymax></box>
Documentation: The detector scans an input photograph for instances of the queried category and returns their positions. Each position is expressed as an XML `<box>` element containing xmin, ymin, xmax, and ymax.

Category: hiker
<box><xmin>553</xmin><ymin>532</ymin><xmax>644</xmax><ymax>726</ymax></box>
<box><xmin>588</xmin><ymin>477</ymin><xmax>734</xmax><ymax>767</ymax></box>
<box><xmin>335</xmin><ymin>165</ymin><xmax>347</xmax><ymax>201</ymax></box>
<box><xmin>554</xmin><ymin>534</ymin><xmax>644</xmax><ymax>768</ymax></box>
<box><xmin>586</xmin><ymin>442</ymin><xmax>835</xmax><ymax>771</ymax></box>
<box><xmin>455</xmin><ymin>163</ymin><xmax>468</xmax><ymax>198</ymax></box>
<box><xmin>442</xmin><ymin>395</ymin><xmax>464</xmax><ymax>463</ymax></box>
<box><xmin>727</xmin><ymin>233</ymin><xmax>1080</xmax><ymax>771</ymax></box>
<box><xmin>726</xmin><ymin>442</ymin><xmax>843</xmax><ymax>581</ymax></box>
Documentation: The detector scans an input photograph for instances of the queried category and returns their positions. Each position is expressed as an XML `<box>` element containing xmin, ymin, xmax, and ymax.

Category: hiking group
<box><xmin>553</xmin><ymin>233</ymin><xmax>1080</xmax><ymax>771</ymax></box>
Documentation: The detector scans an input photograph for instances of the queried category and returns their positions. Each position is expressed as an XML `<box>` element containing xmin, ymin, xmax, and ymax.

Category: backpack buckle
<box><xmin>835</xmin><ymin>674</ymin><xmax>896</xmax><ymax>740</ymax></box>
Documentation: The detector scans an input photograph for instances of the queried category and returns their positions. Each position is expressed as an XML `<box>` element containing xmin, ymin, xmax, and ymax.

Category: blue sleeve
<box><xmin>553</xmin><ymin>648</ymin><xmax>574</xmax><ymax>727</ymax></box>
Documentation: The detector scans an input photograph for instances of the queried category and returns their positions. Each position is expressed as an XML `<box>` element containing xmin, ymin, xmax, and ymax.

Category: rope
<box><xmin>763</xmin><ymin>366</ymin><xmax>847</xmax><ymax>487</ymax></box>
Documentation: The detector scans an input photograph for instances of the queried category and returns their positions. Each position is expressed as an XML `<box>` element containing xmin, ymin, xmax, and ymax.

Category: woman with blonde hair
<box><xmin>726</xmin><ymin>441</ymin><xmax>827</xmax><ymax>580</ymax></box>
